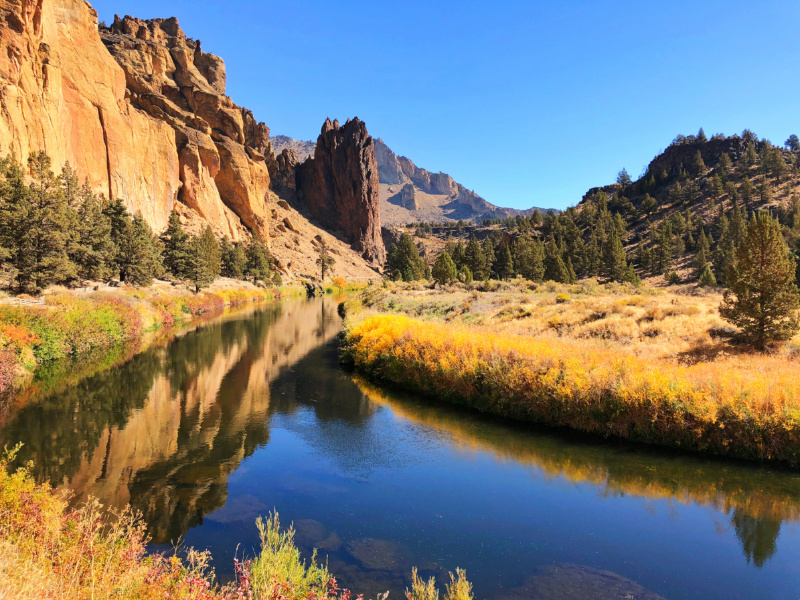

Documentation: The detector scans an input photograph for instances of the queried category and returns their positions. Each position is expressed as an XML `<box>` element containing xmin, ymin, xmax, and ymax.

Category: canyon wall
<box><xmin>0</xmin><ymin>0</ymin><xmax>269</xmax><ymax>240</ymax></box>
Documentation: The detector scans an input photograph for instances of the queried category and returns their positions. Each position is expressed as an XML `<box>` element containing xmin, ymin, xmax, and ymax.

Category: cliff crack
<box><xmin>95</xmin><ymin>105</ymin><xmax>112</xmax><ymax>199</ymax></box>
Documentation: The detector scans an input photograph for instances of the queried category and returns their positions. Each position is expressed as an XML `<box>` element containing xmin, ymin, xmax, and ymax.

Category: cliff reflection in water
<box><xmin>352</xmin><ymin>377</ymin><xmax>800</xmax><ymax>569</ymax></box>
<box><xmin>0</xmin><ymin>298</ymin><xmax>343</xmax><ymax>543</ymax></box>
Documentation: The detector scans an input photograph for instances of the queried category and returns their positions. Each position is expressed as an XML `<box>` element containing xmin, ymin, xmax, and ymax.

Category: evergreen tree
<box><xmin>464</xmin><ymin>235</ymin><xmax>488</xmax><ymax>280</ymax></box>
<box><xmin>74</xmin><ymin>185</ymin><xmax>114</xmax><ymax>281</ymax></box>
<box><xmin>718</xmin><ymin>153</ymin><xmax>732</xmax><ymax>181</ymax></box>
<box><xmin>697</xmin><ymin>127</ymin><xmax>707</xmax><ymax>143</ymax></box>
<box><xmin>162</xmin><ymin>209</ymin><xmax>191</xmax><ymax>279</ymax></box>
<box><xmin>458</xmin><ymin>265</ymin><xmax>473</xmax><ymax>284</ymax></box>
<box><xmin>0</xmin><ymin>155</ymin><xmax>30</xmax><ymax>286</ymax></box>
<box><xmin>431</xmin><ymin>251</ymin><xmax>458</xmax><ymax>285</ymax></box>
<box><xmin>744</xmin><ymin>143</ymin><xmax>758</xmax><ymax>167</ymax></box>
<box><xmin>496</xmin><ymin>243</ymin><xmax>514</xmax><ymax>280</ymax></box>
<box><xmin>246</xmin><ymin>234</ymin><xmax>273</xmax><ymax>283</ymax></box>
<box><xmin>220</xmin><ymin>236</ymin><xmax>247</xmax><ymax>278</ymax></box>
<box><xmin>785</xmin><ymin>134</ymin><xmax>800</xmax><ymax>152</ymax></box>
<box><xmin>759</xmin><ymin>179</ymin><xmax>773</xmax><ymax>203</ymax></box>
<box><xmin>117</xmin><ymin>213</ymin><xmax>163</xmax><ymax>286</ymax></box>
<box><xmin>22</xmin><ymin>152</ymin><xmax>76</xmax><ymax>291</ymax></box>
<box><xmin>640</xmin><ymin>194</ymin><xmax>658</xmax><ymax>216</ymax></box>
<box><xmin>513</xmin><ymin>237</ymin><xmax>545</xmax><ymax>282</ymax></box>
<box><xmin>543</xmin><ymin>239</ymin><xmax>569</xmax><ymax>283</ymax></box>
<box><xmin>692</xmin><ymin>149</ymin><xmax>706</xmax><ymax>175</ymax></box>
<box><xmin>740</xmin><ymin>177</ymin><xmax>754</xmax><ymax>211</ymax></box>
<box><xmin>720</xmin><ymin>212</ymin><xmax>800</xmax><ymax>348</ymax></box>
<box><xmin>187</xmin><ymin>225</ymin><xmax>221</xmax><ymax>292</ymax></box>
<box><xmin>698</xmin><ymin>264</ymin><xmax>717</xmax><ymax>287</ymax></box>
<box><xmin>603</xmin><ymin>229</ymin><xmax>628</xmax><ymax>282</ymax></box>
<box><xmin>481</xmin><ymin>237</ymin><xmax>496</xmax><ymax>278</ymax></box>
<box><xmin>386</xmin><ymin>234</ymin><xmax>426</xmax><ymax>281</ymax></box>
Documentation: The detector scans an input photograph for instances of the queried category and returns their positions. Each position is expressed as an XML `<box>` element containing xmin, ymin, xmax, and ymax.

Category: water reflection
<box><xmin>351</xmin><ymin>378</ymin><xmax>800</xmax><ymax>572</ymax></box>
<box><xmin>1</xmin><ymin>298</ymin><xmax>342</xmax><ymax>543</ymax></box>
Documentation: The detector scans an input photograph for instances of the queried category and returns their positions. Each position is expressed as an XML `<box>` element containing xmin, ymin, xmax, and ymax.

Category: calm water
<box><xmin>2</xmin><ymin>297</ymin><xmax>800</xmax><ymax>599</ymax></box>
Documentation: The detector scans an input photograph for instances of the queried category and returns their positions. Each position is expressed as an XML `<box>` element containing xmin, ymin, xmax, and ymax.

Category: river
<box><xmin>1</xmin><ymin>297</ymin><xmax>799</xmax><ymax>599</ymax></box>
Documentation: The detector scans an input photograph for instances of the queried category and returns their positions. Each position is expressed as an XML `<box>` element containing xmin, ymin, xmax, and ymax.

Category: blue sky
<box><xmin>91</xmin><ymin>0</ymin><xmax>800</xmax><ymax>210</ymax></box>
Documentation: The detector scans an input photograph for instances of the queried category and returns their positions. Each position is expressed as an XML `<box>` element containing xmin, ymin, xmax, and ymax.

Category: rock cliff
<box><xmin>296</xmin><ymin>118</ymin><xmax>385</xmax><ymax>265</ymax></box>
<box><xmin>0</xmin><ymin>0</ymin><xmax>180</xmax><ymax>232</ymax></box>
<box><xmin>100</xmin><ymin>15</ymin><xmax>273</xmax><ymax>240</ymax></box>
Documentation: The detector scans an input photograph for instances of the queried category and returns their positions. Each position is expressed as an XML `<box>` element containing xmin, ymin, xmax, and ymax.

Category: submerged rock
<box><xmin>497</xmin><ymin>563</ymin><xmax>666</xmax><ymax>600</ymax></box>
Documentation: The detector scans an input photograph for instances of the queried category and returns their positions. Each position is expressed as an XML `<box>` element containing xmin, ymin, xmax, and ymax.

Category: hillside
<box><xmin>387</xmin><ymin>129</ymin><xmax>800</xmax><ymax>288</ymax></box>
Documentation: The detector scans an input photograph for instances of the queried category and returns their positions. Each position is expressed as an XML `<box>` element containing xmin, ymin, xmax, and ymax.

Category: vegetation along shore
<box><xmin>341</xmin><ymin>271</ymin><xmax>800</xmax><ymax>465</ymax></box>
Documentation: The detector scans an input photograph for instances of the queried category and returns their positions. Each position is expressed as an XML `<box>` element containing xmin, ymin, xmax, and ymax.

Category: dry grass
<box><xmin>358</xmin><ymin>279</ymin><xmax>798</xmax><ymax>365</ymax></box>
<box><xmin>343</xmin><ymin>281</ymin><xmax>800</xmax><ymax>464</ymax></box>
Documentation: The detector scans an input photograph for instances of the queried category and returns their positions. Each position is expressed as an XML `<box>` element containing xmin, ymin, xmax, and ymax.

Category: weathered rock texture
<box><xmin>101</xmin><ymin>15</ymin><xmax>272</xmax><ymax>240</ymax></box>
<box><xmin>0</xmin><ymin>0</ymin><xmax>180</xmax><ymax>231</ymax></box>
<box><xmin>0</xmin><ymin>0</ymin><xmax>272</xmax><ymax>240</ymax></box>
<box><xmin>296</xmin><ymin>118</ymin><xmax>385</xmax><ymax>265</ymax></box>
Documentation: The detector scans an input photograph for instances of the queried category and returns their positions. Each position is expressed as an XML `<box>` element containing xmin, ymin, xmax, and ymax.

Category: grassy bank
<box><xmin>342</xmin><ymin>281</ymin><xmax>800</xmax><ymax>465</ymax></box>
<box><xmin>0</xmin><ymin>450</ymin><xmax>473</xmax><ymax>600</ymax></box>
<box><xmin>0</xmin><ymin>282</ymin><xmax>301</xmax><ymax>394</ymax></box>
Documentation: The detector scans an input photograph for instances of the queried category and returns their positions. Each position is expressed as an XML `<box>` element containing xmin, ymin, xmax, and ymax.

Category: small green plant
<box><xmin>249</xmin><ymin>512</ymin><xmax>331</xmax><ymax>600</ymax></box>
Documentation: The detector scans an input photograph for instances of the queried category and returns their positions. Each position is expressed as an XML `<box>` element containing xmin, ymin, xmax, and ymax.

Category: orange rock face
<box><xmin>0</xmin><ymin>0</ymin><xmax>271</xmax><ymax>241</ymax></box>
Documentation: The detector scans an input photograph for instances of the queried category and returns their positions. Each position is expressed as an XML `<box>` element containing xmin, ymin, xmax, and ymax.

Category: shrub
<box><xmin>555</xmin><ymin>293</ymin><xmax>571</xmax><ymax>304</ymax></box>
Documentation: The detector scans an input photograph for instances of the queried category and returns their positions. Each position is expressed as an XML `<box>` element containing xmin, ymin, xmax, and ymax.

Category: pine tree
<box><xmin>603</xmin><ymin>229</ymin><xmax>628</xmax><ymax>282</ymax></box>
<box><xmin>117</xmin><ymin>213</ymin><xmax>163</xmax><ymax>286</ymax></box>
<box><xmin>698</xmin><ymin>264</ymin><xmax>717</xmax><ymax>287</ymax></box>
<box><xmin>720</xmin><ymin>212</ymin><xmax>800</xmax><ymax>348</ymax></box>
<box><xmin>187</xmin><ymin>225</ymin><xmax>221</xmax><ymax>292</ymax></box>
<box><xmin>220</xmin><ymin>236</ymin><xmax>247</xmax><ymax>278</ymax></box>
<box><xmin>759</xmin><ymin>179</ymin><xmax>773</xmax><ymax>203</ymax></box>
<box><xmin>640</xmin><ymin>194</ymin><xmax>658</xmax><ymax>216</ymax></box>
<box><xmin>23</xmin><ymin>152</ymin><xmax>76</xmax><ymax>291</ymax></box>
<box><xmin>496</xmin><ymin>243</ymin><xmax>514</xmax><ymax>280</ymax></box>
<box><xmin>464</xmin><ymin>235</ymin><xmax>487</xmax><ymax>280</ymax></box>
<box><xmin>718</xmin><ymin>152</ymin><xmax>732</xmax><ymax>177</ymax></box>
<box><xmin>432</xmin><ymin>251</ymin><xmax>458</xmax><ymax>285</ymax></box>
<box><xmin>740</xmin><ymin>177</ymin><xmax>754</xmax><ymax>211</ymax></box>
<box><xmin>481</xmin><ymin>238</ymin><xmax>495</xmax><ymax>279</ymax></box>
<box><xmin>692</xmin><ymin>149</ymin><xmax>706</xmax><ymax>175</ymax></box>
<box><xmin>386</xmin><ymin>234</ymin><xmax>425</xmax><ymax>281</ymax></box>
<box><xmin>697</xmin><ymin>127</ymin><xmax>707</xmax><ymax>143</ymax></box>
<box><xmin>543</xmin><ymin>239</ymin><xmax>569</xmax><ymax>283</ymax></box>
<box><xmin>458</xmin><ymin>265</ymin><xmax>473</xmax><ymax>284</ymax></box>
<box><xmin>74</xmin><ymin>184</ymin><xmax>114</xmax><ymax>281</ymax></box>
<box><xmin>0</xmin><ymin>155</ymin><xmax>30</xmax><ymax>285</ymax></box>
<box><xmin>513</xmin><ymin>237</ymin><xmax>545</xmax><ymax>282</ymax></box>
<box><xmin>744</xmin><ymin>143</ymin><xmax>758</xmax><ymax>168</ymax></box>
<box><xmin>162</xmin><ymin>209</ymin><xmax>191</xmax><ymax>280</ymax></box>
<box><xmin>246</xmin><ymin>234</ymin><xmax>273</xmax><ymax>283</ymax></box>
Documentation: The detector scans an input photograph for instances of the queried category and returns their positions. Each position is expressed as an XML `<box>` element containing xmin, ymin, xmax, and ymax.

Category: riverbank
<box><xmin>0</xmin><ymin>279</ymin><xmax>303</xmax><ymax>395</ymax></box>
<box><xmin>341</xmin><ymin>280</ymin><xmax>800</xmax><ymax>464</ymax></box>
<box><xmin>0</xmin><ymin>451</ymin><xmax>473</xmax><ymax>600</ymax></box>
